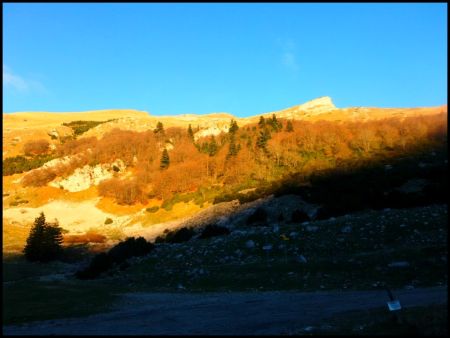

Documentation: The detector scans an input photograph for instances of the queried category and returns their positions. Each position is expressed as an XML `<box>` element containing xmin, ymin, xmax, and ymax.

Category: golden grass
<box><xmin>2</xmin><ymin>219</ymin><xmax>31</xmax><ymax>253</ymax></box>
<box><xmin>62</xmin><ymin>186</ymin><xmax>99</xmax><ymax>202</ymax></box>
<box><xmin>139</xmin><ymin>201</ymin><xmax>209</xmax><ymax>227</ymax></box>
<box><xmin>95</xmin><ymin>196</ymin><xmax>152</xmax><ymax>216</ymax></box>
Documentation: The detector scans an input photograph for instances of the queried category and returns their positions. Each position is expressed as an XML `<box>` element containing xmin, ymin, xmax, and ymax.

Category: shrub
<box><xmin>290</xmin><ymin>209</ymin><xmax>310</xmax><ymax>223</ymax></box>
<box><xmin>23</xmin><ymin>139</ymin><xmax>50</xmax><ymax>156</ymax></box>
<box><xmin>22</xmin><ymin>168</ymin><xmax>57</xmax><ymax>187</ymax></box>
<box><xmin>62</xmin><ymin>120</ymin><xmax>108</xmax><ymax>136</ymax></box>
<box><xmin>246</xmin><ymin>207</ymin><xmax>268</xmax><ymax>226</ymax></box>
<box><xmin>104</xmin><ymin>218</ymin><xmax>113</xmax><ymax>225</ymax></box>
<box><xmin>146</xmin><ymin>206</ymin><xmax>159</xmax><ymax>213</ymax></box>
<box><xmin>154</xmin><ymin>227</ymin><xmax>195</xmax><ymax>244</ymax></box>
<box><xmin>108</xmin><ymin>237</ymin><xmax>154</xmax><ymax>263</ymax></box>
<box><xmin>98</xmin><ymin>178</ymin><xmax>147</xmax><ymax>205</ymax></box>
<box><xmin>199</xmin><ymin>224</ymin><xmax>230</xmax><ymax>239</ymax></box>
<box><xmin>75</xmin><ymin>253</ymin><xmax>112</xmax><ymax>279</ymax></box>
<box><xmin>2</xmin><ymin>154</ymin><xmax>55</xmax><ymax>176</ymax></box>
<box><xmin>75</xmin><ymin>237</ymin><xmax>154</xmax><ymax>279</ymax></box>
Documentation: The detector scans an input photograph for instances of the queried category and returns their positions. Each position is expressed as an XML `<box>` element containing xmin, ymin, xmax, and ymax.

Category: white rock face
<box><xmin>41</xmin><ymin>155</ymin><xmax>74</xmax><ymax>170</ymax></box>
<box><xmin>297</xmin><ymin>96</ymin><xmax>336</xmax><ymax>114</ymax></box>
<box><xmin>49</xmin><ymin>159</ymin><xmax>125</xmax><ymax>192</ymax></box>
<box><xmin>194</xmin><ymin>125</ymin><xmax>229</xmax><ymax>141</ymax></box>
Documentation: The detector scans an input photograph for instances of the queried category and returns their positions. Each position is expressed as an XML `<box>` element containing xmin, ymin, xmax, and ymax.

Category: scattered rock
<box><xmin>289</xmin><ymin>231</ymin><xmax>298</xmax><ymax>238</ymax></box>
<box><xmin>297</xmin><ymin>255</ymin><xmax>307</xmax><ymax>263</ymax></box>
<box><xmin>262</xmin><ymin>244</ymin><xmax>273</xmax><ymax>251</ymax></box>
<box><xmin>341</xmin><ymin>225</ymin><xmax>352</xmax><ymax>233</ymax></box>
<box><xmin>305</xmin><ymin>225</ymin><xmax>319</xmax><ymax>232</ymax></box>
<box><xmin>245</xmin><ymin>240</ymin><xmax>255</xmax><ymax>249</ymax></box>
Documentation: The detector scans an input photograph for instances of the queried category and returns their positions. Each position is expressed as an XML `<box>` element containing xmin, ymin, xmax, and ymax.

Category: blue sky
<box><xmin>3</xmin><ymin>3</ymin><xmax>447</xmax><ymax>116</ymax></box>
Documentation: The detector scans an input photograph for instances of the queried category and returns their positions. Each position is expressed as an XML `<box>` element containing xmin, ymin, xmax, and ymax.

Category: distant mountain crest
<box><xmin>297</xmin><ymin>96</ymin><xmax>336</xmax><ymax>112</ymax></box>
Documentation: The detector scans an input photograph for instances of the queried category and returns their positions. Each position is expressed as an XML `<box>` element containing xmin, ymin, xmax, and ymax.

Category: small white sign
<box><xmin>387</xmin><ymin>300</ymin><xmax>402</xmax><ymax>311</ymax></box>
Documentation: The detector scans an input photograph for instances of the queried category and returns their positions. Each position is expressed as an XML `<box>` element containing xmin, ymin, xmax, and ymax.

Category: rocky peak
<box><xmin>297</xmin><ymin>96</ymin><xmax>336</xmax><ymax>113</ymax></box>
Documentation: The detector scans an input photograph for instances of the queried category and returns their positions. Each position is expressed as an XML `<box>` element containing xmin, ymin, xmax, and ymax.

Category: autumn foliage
<box><xmin>23</xmin><ymin>139</ymin><xmax>50</xmax><ymax>156</ymax></box>
<box><xmin>16</xmin><ymin>112</ymin><xmax>447</xmax><ymax>205</ymax></box>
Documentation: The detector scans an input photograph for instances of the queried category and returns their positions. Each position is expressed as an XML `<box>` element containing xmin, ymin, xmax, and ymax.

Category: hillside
<box><xmin>3</xmin><ymin>97</ymin><xmax>448</xmax><ymax>332</ymax></box>
<box><xmin>3</xmin><ymin>97</ymin><xmax>446</xmax><ymax>158</ymax></box>
<box><xmin>2</xmin><ymin>97</ymin><xmax>447</xmax><ymax>255</ymax></box>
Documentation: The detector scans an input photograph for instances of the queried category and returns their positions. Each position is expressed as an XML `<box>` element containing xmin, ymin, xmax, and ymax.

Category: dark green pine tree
<box><xmin>227</xmin><ymin>136</ymin><xmax>239</xmax><ymax>158</ymax></box>
<box><xmin>270</xmin><ymin>114</ymin><xmax>282</xmax><ymax>132</ymax></box>
<box><xmin>209</xmin><ymin>136</ymin><xmax>218</xmax><ymax>156</ymax></box>
<box><xmin>160</xmin><ymin>148</ymin><xmax>170</xmax><ymax>169</ymax></box>
<box><xmin>286</xmin><ymin>120</ymin><xmax>294</xmax><ymax>132</ymax></box>
<box><xmin>187</xmin><ymin>124</ymin><xmax>194</xmax><ymax>141</ymax></box>
<box><xmin>43</xmin><ymin>220</ymin><xmax>64</xmax><ymax>260</ymax></box>
<box><xmin>154</xmin><ymin>121</ymin><xmax>165</xmax><ymax>135</ymax></box>
<box><xmin>256</xmin><ymin>128</ymin><xmax>271</xmax><ymax>150</ymax></box>
<box><xmin>258</xmin><ymin>116</ymin><xmax>266</xmax><ymax>129</ymax></box>
<box><xmin>23</xmin><ymin>212</ymin><xmax>63</xmax><ymax>262</ymax></box>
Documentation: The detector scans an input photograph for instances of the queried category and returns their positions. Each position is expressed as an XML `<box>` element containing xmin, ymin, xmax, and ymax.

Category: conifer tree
<box><xmin>286</xmin><ymin>120</ymin><xmax>294</xmax><ymax>132</ymax></box>
<box><xmin>227</xmin><ymin>136</ymin><xmax>239</xmax><ymax>158</ymax></box>
<box><xmin>154</xmin><ymin>121</ymin><xmax>164</xmax><ymax>135</ymax></box>
<box><xmin>160</xmin><ymin>148</ymin><xmax>170</xmax><ymax>169</ymax></box>
<box><xmin>209</xmin><ymin>136</ymin><xmax>218</xmax><ymax>156</ymax></box>
<box><xmin>256</xmin><ymin>128</ymin><xmax>271</xmax><ymax>150</ymax></box>
<box><xmin>187</xmin><ymin>124</ymin><xmax>194</xmax><ymax>140</ymax></box>
<box><xmin>258</xmin><ymin>116</ymin><xmax>266</xmax><ymax>129</ymax></box>
<box><xmin>23</xmin><ymin>212</ymin><xmax>63</xmax><ymax>262</ymax></box>
<box><xmin>269</xmin><ymin>114</ymin><xmax>282</xmax><ymax>132</ymax></box>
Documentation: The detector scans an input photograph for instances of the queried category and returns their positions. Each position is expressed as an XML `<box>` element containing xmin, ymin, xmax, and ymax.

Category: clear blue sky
<box><xmin>3</xmin><ymin>3</ymin><xmax>447</xmax><ymax>116</ymax></box>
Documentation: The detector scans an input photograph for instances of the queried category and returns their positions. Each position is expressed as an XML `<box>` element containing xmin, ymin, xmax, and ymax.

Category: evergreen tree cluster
<box><xmin>197</xmin><ymin>136</ymin><xmax>219</xmax><ymax>156</ymax></box>
<box><xmin>23</xmin><ymin>212</ymin><xmax>64</xmax><ymax>262</ymax></box>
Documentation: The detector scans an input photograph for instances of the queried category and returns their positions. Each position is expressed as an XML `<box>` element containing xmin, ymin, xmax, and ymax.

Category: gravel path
<box><xmin>3</xmin><ymin>287</ymin><xmax>447</xmax><ymax>335</ymax></box>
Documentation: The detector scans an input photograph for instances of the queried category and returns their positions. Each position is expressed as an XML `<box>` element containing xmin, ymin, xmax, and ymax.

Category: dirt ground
<box><xmin>3</xmin><ymin>287</ymin><xmax>447</xmax><ymax>335</ymax></box>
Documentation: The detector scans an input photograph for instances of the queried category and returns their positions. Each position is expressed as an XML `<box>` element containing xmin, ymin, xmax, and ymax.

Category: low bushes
<box><xmin>199</xmin><ymin>224</ymin><xmax>230</xmax><ymax>239</ymax></box>
<box><xmin>75</xmin><ymin>237</ymin><xmax>154</xmax><ymax>279</ymax></box>
<box><xmin>290</xmin><ymin>209</ymin><xmax>310</xmax><ymax>223</ymax></box>
<box><xmin>154</xmin><ymin>227</ymin><xmax>195</xmax><ymax>244</ymax></box>
<box><xmin>23</xmin><ymin>139</ymin><xmax>50</xmax><ymax>156</ymax></box>
<box><xmin>246</xmin><ymin>207</ymin><xmax>268</xmax><ymax>226</ymax></box>
<box><xmin>62</xmin><ymin>120</ymin><xmax>110</xmax><ymax>136</ymax></box>
<box><xmin>2</xmin><ymin>154</ymin><xmax>55</xmax><ymax>176</ymax></box>
<box><xmin>146</xmin><ymin>206</ymin><xmax>159</xmax><ymax>213</ymax></box>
